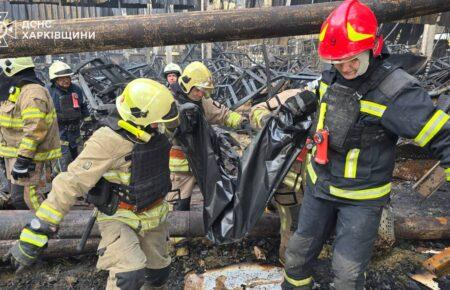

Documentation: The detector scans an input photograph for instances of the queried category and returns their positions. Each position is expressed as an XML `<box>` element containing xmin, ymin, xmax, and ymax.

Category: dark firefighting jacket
<box><xmin>47</xmin><ymin>83</ymin><xmax>90</xmax><ymax>146</ymax></box>
<box><xmin>306</xmin><ymin>58</ymin><xmax>450</xmax><ymax>206</ymax></box>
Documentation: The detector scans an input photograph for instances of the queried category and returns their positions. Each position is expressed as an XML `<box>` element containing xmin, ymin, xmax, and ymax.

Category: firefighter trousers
<box><xmin>273</xmin><ymin>187</ymin><xmax>302</xmax><ymax>264</ymax></box>
<box><xmin>58</xmin><ymin>144</ymin><xmax>79</xmax><ymax>172</ymax></box>
<box><xmin>166</xmin><ymin>172</ymin><xmax>196</xmax><ymax>211</ymax></box>
<box><xmin>96</xmin><ymin>220</ymin><xmax>171</xmax><ymax>290</ymax></box>
<box><xmin>284</xmin><ymin>187</ymin><xmax>382</xmax><ymax>290</ymax></box>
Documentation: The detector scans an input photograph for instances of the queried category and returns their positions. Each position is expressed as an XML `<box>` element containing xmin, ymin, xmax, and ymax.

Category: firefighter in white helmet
<box><xmin>47</xmin><ymin>60</ymin><xmax>90</xmax><ymax>172</ymax></box>
<box><xmin>5</xmin><ymin>78</ymin><xmax>179</xmax><ymax>290</ymax></box>
<box><xmin>0</xmin><ymin>57</ymin><xmax>61</xmax><ymax>211</ymax></box>
<box><xmin>163</xmin><ymin>63</ymin><xmax>182</xmax><ymax>87</ymax></box>
<box><xmin>166</xmin><ymin>61</ymin><xmax>250</xmax><ymax>211</ymax></box>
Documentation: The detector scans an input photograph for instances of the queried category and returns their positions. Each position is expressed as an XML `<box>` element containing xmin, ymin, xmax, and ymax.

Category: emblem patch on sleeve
<box><xmin>82</xmin><ymin>161</ymin><xmax>92</xmax><ymax>170</ymax></box>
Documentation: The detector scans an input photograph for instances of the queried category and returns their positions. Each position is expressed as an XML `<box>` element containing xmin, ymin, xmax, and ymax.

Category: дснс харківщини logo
<box><xmin>0</xmin><ymin>12</ymin><xmax>16</xmax><ymax>48</ymax></box>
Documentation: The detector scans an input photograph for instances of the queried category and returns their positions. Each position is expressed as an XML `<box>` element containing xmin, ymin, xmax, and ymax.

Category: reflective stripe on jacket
<box><xmin>306</xmin><ymin>65</ymin><xmax>450</xmax><ymax>203</ymax></box>
<box><xmin>0</xmin><ymin>83</ymin><xmax>61</xmax><ymax>161</ymax></box>
<box><xmin>36</xmin><ymin>126</ymin><xmax>169</xmax><ymax>233</ymax></box>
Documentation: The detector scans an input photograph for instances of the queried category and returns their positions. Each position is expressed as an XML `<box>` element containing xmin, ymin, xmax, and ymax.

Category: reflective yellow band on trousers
<box><xmin>169</xmin><ymin>158</ymin><xmax>190</xmax><ymax>172</ymax></box>
<box><xmin>36</xmin><ymin>203</ymin><xmax>64</xmax><ymax>225</ymax></box>
<box><xmin>284</xmin><ymin>273</ymin><xmax>313</xmax><ymax>287</ymax></box>
<box><xmin>28</xmin><ymin>185</ymin><xmax>40</xmax><ymax>211</ymax></box>
<box><xmin>446</xmin><ymin>168</ymin><xmax>450</xmax><ymax>181</ymax></box>
<box><xmin>414</xmin><ymin>110</ymin><xmax>449</xmax><ymax>147</ymax></box>
<box><xmin>0</xmin><ymin>145</ymin><xmax>61</xmax><ymax>161</ymax></box>
<box><xmin>20</xmin><ymin>228</ymin><xmax>48</xmax><ymax>247</ymax></box>
<box><xmin>330</xmin><ymin>183</ymin><xmax>391</xmax><ymax>200</ymax></box>
<box><xmin>282</xmin><ymin>171</ymin><xmax>302</xmax><ymax>192</ymax></box>
<box><xmin>97</xmin><ymin>202</ymin><xmax>169</xmax><ymax>233</ymax></box>
<box><xmin>225</xmin><ymin>111</ymin><xmax>242</xmax><ymax>128</ymax></box>
<box><xmin>344</xmin><ymin>149</ymin><xmax>360</xmax><ymax>178</ymax></box>
<box><xmin>360</xmin><ymin>100</ymin><xmax>386</xmax><ymax>118</ymax></box>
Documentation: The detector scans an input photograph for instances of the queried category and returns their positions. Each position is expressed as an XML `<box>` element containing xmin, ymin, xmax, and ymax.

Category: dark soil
<box><xmin>0</xmin><ymin>183</ymin><xmax>449</xmax><ymax>290</ymax></box>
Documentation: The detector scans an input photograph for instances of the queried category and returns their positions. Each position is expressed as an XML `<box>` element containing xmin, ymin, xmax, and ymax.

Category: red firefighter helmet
<box><xmin>318</xmin><ymin>0</ymin><xmax>383</xmax><ymax>62</ymax></box>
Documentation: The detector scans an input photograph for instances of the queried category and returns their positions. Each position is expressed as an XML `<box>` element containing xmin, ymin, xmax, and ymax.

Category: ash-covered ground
<box><xmin>0</xmin><ymin>182</ymin><xmax>449</xmax><ymax>290</ymax></box>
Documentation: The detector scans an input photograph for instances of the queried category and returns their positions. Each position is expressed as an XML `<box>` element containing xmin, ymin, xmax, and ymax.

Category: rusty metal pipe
<box><xmin>0</xmin><ymin>210</ymin><xmax>449</xmax><ymax>240</ymax></box>
<box><xmin>1</xmin><ymin>0</ymin><xmax>449</xmax><ymax>58</ymax></box>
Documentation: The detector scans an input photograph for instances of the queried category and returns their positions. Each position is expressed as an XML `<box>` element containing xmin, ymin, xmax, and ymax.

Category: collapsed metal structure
<box><xmin>0</xmin><ymin>0</ymin><xmax>448</xmax><ymax>258</ymax></box>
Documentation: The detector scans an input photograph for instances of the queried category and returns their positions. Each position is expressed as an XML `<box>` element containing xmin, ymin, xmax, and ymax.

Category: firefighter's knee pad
<box><xmin>145</xmin><ymin>265</ymin><xmax>170</xmax><ymax>287</ymax></box>
<box><xmin>115</xmin><ymin>268</ymin><xmax>146</xmax><ymax>290</ymax></box>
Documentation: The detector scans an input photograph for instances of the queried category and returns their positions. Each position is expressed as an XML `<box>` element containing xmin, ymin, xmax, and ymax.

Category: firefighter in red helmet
<box><xmin>282</xmin><ymin>1</ymin><xmax>450</xmax><ymax>289</ymax></box>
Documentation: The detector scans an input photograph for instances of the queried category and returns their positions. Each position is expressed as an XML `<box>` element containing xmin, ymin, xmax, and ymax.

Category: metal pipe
<box><xmin>1</xmin><ymin>0</ymin><xmax>449</xmax><ymax>57</ymax></box>
<box><xmin>0</xmin><ymin>210</ymin><xmax>449</xmax><ymax>241</ymax></box>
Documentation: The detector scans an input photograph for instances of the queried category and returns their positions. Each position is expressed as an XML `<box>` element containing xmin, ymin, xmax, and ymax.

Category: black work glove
<box><xmin>238</xmin><ymin>119</ymin><xmax>251</xmax><ymax>130</ymax></box>
<box><xmin>176</xmin><ymin>103</ymin><xmax>201</xmax><ymax>135</ymax></box>
<box><xmin>11</xmin><ymin>156</ymin><xmax>33</xmax><ymax>180</ymax></box>
<box><xmin>282</xmin><ymin>90</ymin><xmax>317</xmax><ymax>119</ymax></box>
<box><xmin>3</xmin><ymin>217</ymin><xmax>57</xmax><ymax>273</ymax></box>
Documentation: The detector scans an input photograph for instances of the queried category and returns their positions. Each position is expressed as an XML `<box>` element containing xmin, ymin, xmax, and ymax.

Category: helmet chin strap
<box><xmin>356</xmin><ymin>50</ymin><xmax>370</xmax><ymax>77</ymax></box>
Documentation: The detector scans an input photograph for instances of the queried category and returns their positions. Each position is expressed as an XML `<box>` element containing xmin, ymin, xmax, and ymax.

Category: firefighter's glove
<box><xmin>177</xmin><ymin>103</ymin><xmax>200</xmax><ymax>135</ymax></box>
<box><xmin>11</xmin><ymin>156</ymin><xmax>33</xmax><ymax>180</ymax></box>
<box><xmin>283</xmin><ymin>90</ymin><xmax>317</xmax><ymax>120</ymax></box>
<box><xmin>239</xmin><ymin>119</ymin><xmax>252</xmax><ymax>131</ymax></box>
<box><xmin>3</xmin><ymin>217</ymin><xmax>57</xmax><ymax>273</ymax></box>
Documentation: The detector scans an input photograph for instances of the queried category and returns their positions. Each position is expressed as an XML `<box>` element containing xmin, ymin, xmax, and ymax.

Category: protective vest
<box><xmin>307</xmin><ymin>61</ymin><xmax>402</xmax><ymax>202</ymax></box>
<box><xmin>87</xmin><ymin>114</ymin><xmax>172</xmax><ymax>214</ymax></box>
<box><xmin>314</xmin><ymin>62</ymin><xmax>397</xmax><ymax>152</ymax></box>
<box><xmin>115</xmin><ymin>133</ymin><xmax>172</xmax><ymax>211</ymax></box>
<box><xmin>49</xmin><ymin>85</ymin><xmax>82</xmax><ymax>123</ymax></box>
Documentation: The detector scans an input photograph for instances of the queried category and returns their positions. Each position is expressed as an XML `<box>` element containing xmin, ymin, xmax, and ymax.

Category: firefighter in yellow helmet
<box><xmin>0</xmin><ymin>57</ymin><xmax>61</xmax><ymax>211</ymax></box>
<box><xmin>4</xmin><ymin>78</ymin><xmax>179</xmax><ymax>290</ymax></box>
<box><xmin>166</xmin><ymin>61</ymin><xmax>249</xmax><ymax>211</ymax></box>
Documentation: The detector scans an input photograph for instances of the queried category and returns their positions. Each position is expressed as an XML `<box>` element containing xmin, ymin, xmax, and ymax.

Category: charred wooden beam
<box><xmin>0</xmin><ymin>210</ymin><xmax>279</xmax><ymax>240</ymax></box>
<box><xmin>0</xmin><ymin>239</ymin><xmax>100</xmax><ymax>259</ymax></box>
<box><xmin>394</xmin><ymin>216</ymin><xmax>450</xmax><ymax>240</ymax></box>
<box><xmin>1</xmin><ymin>0</ymin><xmax>449</xmax><ymax>57</ymax></box>
<box><xmin>0</xmin><ymin>210</ymin><xmax>449</xmax><ymax>241</ymax></box>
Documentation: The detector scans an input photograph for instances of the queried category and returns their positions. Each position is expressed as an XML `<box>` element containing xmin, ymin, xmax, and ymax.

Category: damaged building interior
<box><xmin>0</xmin><ymin>0</ymin><xmax>449</xmax><ymax>289</ymax></box>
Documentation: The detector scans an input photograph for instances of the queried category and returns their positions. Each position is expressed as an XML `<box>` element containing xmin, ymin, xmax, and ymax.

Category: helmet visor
<box><xmin>195</xmin><ymin>86</ymin><xmax>214</xmax><ymax>98</ymax></box>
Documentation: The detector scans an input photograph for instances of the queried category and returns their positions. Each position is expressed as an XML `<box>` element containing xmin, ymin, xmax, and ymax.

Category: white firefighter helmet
<box><xmin>163</xmin><ymin>63</ymin><xmax>182</xmax><ymax>77</ymax></box>
<box><xmin>49</xmin><ymin>61</ymin><xmax>74</xmax><ymax>81</ymax></box>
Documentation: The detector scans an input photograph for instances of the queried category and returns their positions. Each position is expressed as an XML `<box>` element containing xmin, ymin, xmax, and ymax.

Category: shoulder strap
<box><xmin>357</xmin><ymin>61</ymin><xmax>399</xmax><ymax>96</ymax></box>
